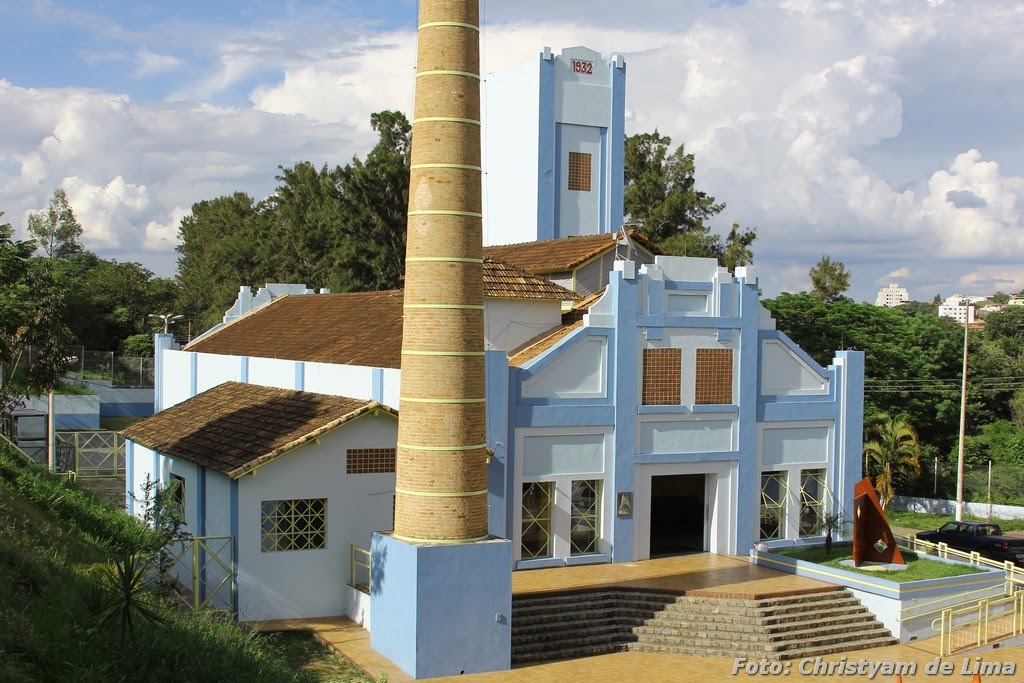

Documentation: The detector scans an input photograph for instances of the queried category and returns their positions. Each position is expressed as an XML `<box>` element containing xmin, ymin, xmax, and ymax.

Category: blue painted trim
<box><xmin>372</xmin><ymin>368</ymin><xmax>384</xmax><ymax>402</ymax></box>
<box><xmin>609</xmin><ymin>57</ymin><xmax>626</xmax><ymax>231</ymax></box>
<box><xmin>691</xmin><ymin>404</ymin><xmax>738</xmax><ymax>414</ymax></box>
<box><xmin>637</xmin><ymin>315</ymin><xmax>742</xmax><ymax>329</ymax></box>
<box><xmin>230</xmin><ymin>479</ymin><xmax>239</xmax><ymax>620</ymax></box>
<box><xmin>553</xmin><ymin>123</ymin><xmax>563</xmax><ymax>238</ymax></box>
<box><xmin>644</xmin><ymin>327</ymin><xmax>663</xmax><ymax>341</ymax></box>
<box><xmin>565</xmin><ymin>553</ymin><xmax>611</xmax><ymax>567</ymax></box>
<box><xmin>485</xmin><ymin>350</ymin><xmax>510</xmax><ymax>538</ymax></box>
<box><xmin>198</xmin><ymin>467</ymin><xmax>207</xmax><ymax>603</ymax></box>
<box><xmin>189</xmin><ymin>353</ymin><xmax>197</xmax><ymax>398</ymax></box>
<box><xmin>516</xmin><ymin>557</ymin><xmax>563</xmax><ymax>570</ymax></box>
<box><xmin>716</xmin><ymin>328</ymin><xmax>733</xmax><ymax>342</ymax></box>
<box><xmin>294</xmin><ymin>362</ymin><xmax>304</xmax><ymax>391</ymax></box>
<box><xmin>240</xmin><ymin>356</ymin><xmax>249</xmax><ymax>383</ymax></box>
<box><xmin>609</xmin><ymin>270</ymin><xmax>639</xmax><ymax>562</ymax></box>
<box><xmin>599</xmin><ymin>125</ymin><xmax>608</xmax><ymax>232</ymax></box>
<box><xmin>514</xmin><ymin>405</ymin><xmax>615</xmax><ymax>428</ymax></box>
<box><xmin>637</xmin><ymin>404</ymin><xmax>691</xmax><ymax>415</ymax></box>
<box><xmin>633</xmin><ymin>451</ymin><xmax>741</xmax><ymax>465</ymax></box>
<box><xmin>664</xmin><ymin>281</ymin><xmax>713</xmax><ymax>291</ymax></box>
<box><xmin>125</xmin><ymin>440</ymin><xmax>134</xmax><ymax>513</ymax></box>
<box><xmin>536</xmin><ymin>54</ymin><xmax>555</xmax><ymax>241</ymax></box>
<box><xmin>99</xmin><ymin>402</ymin><xmax>155</xmax><ymax>417</ymax></box>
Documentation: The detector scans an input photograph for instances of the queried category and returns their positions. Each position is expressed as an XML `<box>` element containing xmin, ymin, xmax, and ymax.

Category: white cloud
<box><xmin>959</xmin><ymin>267</ymin><xmax>1024</xmax><ymax>295</ymax></box>
<box><xmin>879</xmin><ymin>268</ymin><xmax>911</xmax><ymax>283</ymax></box>
<box><xmin>2</xmin><ymin>0</ymin><xmax>1023</xmax><ymax>299</ymax></box>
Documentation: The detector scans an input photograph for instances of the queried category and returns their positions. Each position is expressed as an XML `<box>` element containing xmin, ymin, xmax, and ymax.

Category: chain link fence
<box><xmin>19</xmin><ymin>345</ymin><xmax>155</xmax><ymax>389</ymax></box>
<box><xmin>900</xmin><ymin>458</ymin><xmax>1024</xmax><ymax>507</ymax></box>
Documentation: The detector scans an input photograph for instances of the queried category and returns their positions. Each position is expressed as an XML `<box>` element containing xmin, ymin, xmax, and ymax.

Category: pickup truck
<box><xmin>916</xmin><ymin>521</ymin><xmax>1024</xmax><ymax>566</ymax></box>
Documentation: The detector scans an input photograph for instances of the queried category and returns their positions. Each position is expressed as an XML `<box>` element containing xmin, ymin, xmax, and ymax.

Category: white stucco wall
<box><xmin>484</xmin><ymin>299</ymin><xmax>563</xmax><ymax>352</ymax></box>
<box><xmin>304</xmin><ymin>362</ymin><xmax>374</xmax><ymax>398</ymax></box>
<box><xmin>483</xmin><ymin>57</ymin><xmax>540</xmax><ymax>247</ymax></box>
<box><xmin>236</xmin><ymin>413</ymin><xmax>397</xmax><ymax>621</ymax></box>
<box><xmin>196</xmin><ymin>353</ymin><xmax>244</xmax><ymax>393</ymax></box>
<box><xmin>128</xmin><ymin>442</ymin><xmax>155</xmax><ymax>518</ymax></box>
<box><xmin>761</xmin><ymin>340</ymin><xmax>828</xmax><ymax>395</ymax></box>
<box><xmin>248</xmin><ymin>357</ymin><xmax>300</xmax><ymax>391</ymax></box>
<box><xmin>521</xmin><ymin>334</ymin><xmax>608</xmax><ymax>399</ymax></box>
<box><xmin>161</xmin><ymin>350</ymin><xmax>193</xmax><ymax>409</ymax></box>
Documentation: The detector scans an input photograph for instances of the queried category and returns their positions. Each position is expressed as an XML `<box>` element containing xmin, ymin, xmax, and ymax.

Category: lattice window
<box><xmin>346</xmin><ymin>448</ymin><xmax>396</xmax><ymax>474</ymax></box>
<box><xmin>261</xmin><ymin>498</ymin><xmax>327</xmax><ymax>552</ymax></box>
<box><xmin>169</xmin><ymin>473</ymin><xmax>185</xmax><ymax>521</ymax></box>
<box><xmin>568</xmin><ymin>152</ymin><xmax>592</xmax><ymax>192</ymax></box>
<box><xmin>521</xmin><ymin>482</ymin><xmax>553</xmax><ymax>559</ymax></box>
<box><xmin>695</xmin><ymin>348</ymin><xmax>733</xmax><ymax>404</ymax></box>
<box><xmin>760</xmin><ymin>472</ymin><xmax>787</xmax><ymax>540</ymax></box>
<box><xmin>570</xmin><ymin>479</ymin><xmax>601</xmax><ymax>555</ymax></box>
<box><xmin>799</xmin><ymin>469</ymin><xmax>826</xmax><ymax>537</ymax></box>
<box><xmin>642</xmin><ymin>348</ymin><xmax>682</xmax><ymax>405</ymax></box>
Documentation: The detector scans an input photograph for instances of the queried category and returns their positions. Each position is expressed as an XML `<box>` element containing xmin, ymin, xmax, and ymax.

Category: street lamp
<box><xmin>149</xmin><ymin>313</ymin><xmax>184</xmax><ymax>334</ymax></box>
<box><xmin>955</xmin><ymin>300</ymin><xmax>973</xmax><ymax>521</ymax></box>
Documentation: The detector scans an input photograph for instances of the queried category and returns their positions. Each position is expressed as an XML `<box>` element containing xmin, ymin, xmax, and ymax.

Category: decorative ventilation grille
<box><xmin>642</xmin><ymin>348</ymin><xmax>682</xmax><ymax>405</ymax></box>
<box><xmin>347</xmin><ymin>448</ymin><xmax>397</xmax><ymax>474</ymax></box>
<box><xmin>261</xmin><ymin>498</ymin><xmax>327</xmax><ymax>552</ymax></box>
<box><xmin>568</xmin><ymin>152</ymin><xmax>592</xmax><ymax>192</ymax></box>
<box><xmin>695</xmin><ymin>348</ymin><xmax>733</xmax><ymax>404</ymax></box>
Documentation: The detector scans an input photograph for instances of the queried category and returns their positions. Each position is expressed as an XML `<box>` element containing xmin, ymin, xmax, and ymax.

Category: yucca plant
<box><xmin>91</xmin><ymin>550</ymin><xmax>168</xmax><ymax>646</ymax></box>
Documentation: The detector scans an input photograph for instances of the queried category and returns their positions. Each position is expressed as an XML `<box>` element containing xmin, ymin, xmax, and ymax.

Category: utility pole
<box><xmin>955</xmin><ymin>302</ymin><xmax>972</xmax><ymax>521</ymax></box>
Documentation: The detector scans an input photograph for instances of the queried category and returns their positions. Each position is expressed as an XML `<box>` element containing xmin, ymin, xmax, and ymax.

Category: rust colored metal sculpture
<box><xmin>853</xmin><ymin>478</ymin><xmax>906</xmax><ymax>566</ymax></box>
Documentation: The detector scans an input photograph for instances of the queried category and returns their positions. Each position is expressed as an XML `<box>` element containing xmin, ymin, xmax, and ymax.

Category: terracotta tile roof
<box><xmin>483</xmin><ymin>230</ymin><xmax>663</xmax><ymax>274</ymax></box>
<box><xmin>508</xmin><ymin>321</ymin><xmax>584</xmax><ymax>367</ymax></box>
<box><xmin>120</xmin><ymin>382</ymin><xmax>396</xmax><ymax>478</ymax></box>
<box><xmin>187</xmin><ymin>265</ymin><xmax>573</xmax><ymax>364</ymax></box>
<box><xmin>186</xmin><ymin>290</ymin><xmax>406</xmax><ymax>368</ymax></box>
<box><xmin>483</xmin><ymin>258</ymin><xmax>580</xmax><ymax>300</ymax></box>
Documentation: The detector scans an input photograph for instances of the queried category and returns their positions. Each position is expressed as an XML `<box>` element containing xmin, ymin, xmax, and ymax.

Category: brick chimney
<box><xmin>393</xmin><ymin>0</ymin><xmax>488</xmax><ymax>542</ymax></box>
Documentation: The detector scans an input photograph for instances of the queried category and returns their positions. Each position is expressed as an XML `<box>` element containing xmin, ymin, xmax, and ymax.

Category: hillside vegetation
<box><xmin>0</xmin><ymin>443</ymin><xmax>370</xmax><ymax>682</ymax></box>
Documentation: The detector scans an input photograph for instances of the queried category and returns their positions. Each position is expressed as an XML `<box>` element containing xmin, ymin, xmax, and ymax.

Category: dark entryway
<box><xmin>649</xmin><ymin>474</ymin><xmax>706</xmax><ymax>557</ymax></box>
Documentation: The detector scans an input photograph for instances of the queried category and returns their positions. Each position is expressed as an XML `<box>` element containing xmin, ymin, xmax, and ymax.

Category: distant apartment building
<box><xmin>874</xmin><ymin>283</ymin><xmax>909</xmax><ymax>307</ymax></box>
<box><xmin>938</xmin><ymin>295</ymin><xmax>979</xmax><ymax>325</ymax></box>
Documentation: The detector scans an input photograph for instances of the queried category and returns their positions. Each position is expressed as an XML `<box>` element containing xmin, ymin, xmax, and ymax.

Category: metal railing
<box><xmin>55</xmin><ymin>430</ymin><xmax>125</xmax><ymax>478</ymax></box>
<box><xmin>163</xmin><ymin>536</ymin><xmax>236</xmax><ymax>614</ymax></box>
<box><xmin>350</xmin><ymin>543</ymin><xmax>371</xmax><ymax>595</ymax></box>
<box><xmin>931</xmin><ymin>591</ymin><xmax>1024</xmax><ymax>656</ymax></box>
<box><xmin>895</xmin><ymin>534</ymin><xmax>1024</xmax><ymax>654</ymax></box>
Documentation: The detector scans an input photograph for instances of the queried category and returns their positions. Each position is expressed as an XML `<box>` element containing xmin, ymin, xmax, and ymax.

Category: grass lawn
<box><xmin>772</xmin><ymin>545</ymin><xmax>986</xmax><ymax>582</ymax></box>
<box><xmin>885</xmin><ymin>509</ymin><xmax>1024</xmax><ymax>533</ymax></box>
<box><xmin>0</xmin><ymin>442</ymin><xmax>375</xmax><ymax>682</ymax></box>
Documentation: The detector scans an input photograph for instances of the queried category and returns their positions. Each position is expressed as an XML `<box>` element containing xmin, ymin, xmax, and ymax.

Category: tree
<box><xmin>863</xmin><ymin>414</ymin><xmax>922</xmax><ymax>509</ymax></box>
<box><xmin>27</xmin><ymin>188</ymin><xmax>84</xmax><ymax>259</ymax></box>
<box><xmin>624</xmin><ymin>131</ymin><xmax>724</xmax><ymax>246</ymax></box>
<box><xmin>0</xmin><ymin>217</ymin><xmax>74</xmax><ymax>419</ymax></box>
<box><xmin>809</xmin><ymin>254</ymin><xmax>851</xmax><ymax>302</ymax></box>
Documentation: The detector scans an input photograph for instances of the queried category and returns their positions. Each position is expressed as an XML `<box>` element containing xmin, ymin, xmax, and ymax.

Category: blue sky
<box><xmin>1</xmin><ymin>0</ymin><xmax>1022</xmax><ymax>301</ymax></box>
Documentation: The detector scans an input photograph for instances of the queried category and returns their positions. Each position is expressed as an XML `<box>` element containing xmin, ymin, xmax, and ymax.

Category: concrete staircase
<box><xmin>511</xmin><ymin>587</ymin><xmax>897</xmax><ymax>664</ymax></box>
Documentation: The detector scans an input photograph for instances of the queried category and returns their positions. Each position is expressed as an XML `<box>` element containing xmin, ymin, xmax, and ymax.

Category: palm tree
<box><xmin>863</xmin><ymin>414</ymin><xmax>922</xmax><ymax>509</ymax></box>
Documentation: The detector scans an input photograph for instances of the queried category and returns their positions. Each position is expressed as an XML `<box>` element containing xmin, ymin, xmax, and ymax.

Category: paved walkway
<box><xmin>259</xmin><ymin>555</ymin><xmax>1024</xmax><ymax>681</ymax></box>
<box><xmin>512</xmin><ymin>553</ymin><xmax>833</xmax><ymax>599</ymax></box>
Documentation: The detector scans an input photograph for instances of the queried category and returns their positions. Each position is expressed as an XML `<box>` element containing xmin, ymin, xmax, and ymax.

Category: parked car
<box><xmin>916</xmin><ymin>521</ymin><xmax>1024</xmax><ymax>566</ymax></box>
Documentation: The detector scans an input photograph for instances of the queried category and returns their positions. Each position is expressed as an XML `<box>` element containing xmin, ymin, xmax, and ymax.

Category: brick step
<box><xmin>628</xmin><ymin>640</ymin><xmax>771</xmax><ymax>659</ymax></box>
<box><xmin>512</xmin><ymin>642</ymin><xmax>626</xmax><ymax>664</ymax></box>
<box><xmin>512</xmin><ymin>607</ymin><xmax>661</xmax><ymax>628</ymax></box>
<box><xmin>771</xmin><ymin>624</ymin><xmax>897</xmax><ymax>654</ymax></box>
<box><xmin>758</xmin><ymin>598</ymin><xmax>865</xmax><ymax>618</ymax></box>
<box><xmin>511</xmin><ymin>630</ymin><xmax>632</xmax><ymax>656</ymax></box>
<box><xmin>512</xmin><ymin>595</ymin><xmax>676</xmax><ymax>616</ymax></box>
<box><xmin>766</xmin><ymin>615</ymin><xmax>880</xmax><ymax>640</ymax></box>
<box><xmin>513</xmin><ymin>620</ymin><xmax>625</xmax><ymax>644</ymax></box>
<box><xmin>633</xmin><ymin>629</ymin><xmax>771</xmax><ymax>648</ymax></box>
<box><xmin>760</xmin><ymin>603</ymin><xmax>868</xmax><ymax>625</ymax></box>
<box><xmin>512</xmin><ymin>589</ymin><xmax>678</xmax><ymax>607</ymax></box>
<box><xmin>775</xmin><ymin>635</ymin><xmax>900</xmax><ymax>661</ymax></box>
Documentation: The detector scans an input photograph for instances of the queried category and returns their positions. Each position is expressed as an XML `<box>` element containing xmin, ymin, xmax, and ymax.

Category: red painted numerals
<box><xmin>571</xmin><ymin>59</ymin><xmax>593</xmax><ymax>75</ymax></box>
